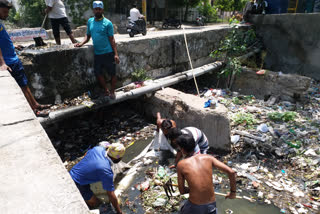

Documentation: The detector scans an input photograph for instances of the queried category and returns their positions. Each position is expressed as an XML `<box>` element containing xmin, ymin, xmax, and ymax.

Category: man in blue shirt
<box><xmin>75</xmin><ymin>1</ymin><xmax>119</xmax><ymax>99</ymax></box>
<box><xmin>70</xmin><ymin>143</ymin><xmax>125</xmax><ymax>214</ymax></box>
<box><xmin>0</xmin><ymin>0</ymin><xmax>51</xmax><ymax>117</ymax></box>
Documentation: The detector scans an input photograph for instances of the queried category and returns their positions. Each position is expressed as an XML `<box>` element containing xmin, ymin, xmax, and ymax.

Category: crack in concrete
<box><xmin>1</xmin><ymin>118</ymin><xmax>35</xmax><ymax>127</ymax></box>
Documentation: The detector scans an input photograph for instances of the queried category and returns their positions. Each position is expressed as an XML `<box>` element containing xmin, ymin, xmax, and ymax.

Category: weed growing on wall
<box><xmin>131</xmin><ymin>69</ymin><xmax>151</xmax><ymax>82</ymax></box>
<box><xmin>210</xmin><ymin>21</ymin><xmax>257</xmax><ymax>89</ymax></box>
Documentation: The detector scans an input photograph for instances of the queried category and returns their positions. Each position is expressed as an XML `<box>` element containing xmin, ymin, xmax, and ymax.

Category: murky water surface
<box><xmin>118</xmin><ymin>139</ymin><xmax>280</xmax><ymax>214</ymax></box>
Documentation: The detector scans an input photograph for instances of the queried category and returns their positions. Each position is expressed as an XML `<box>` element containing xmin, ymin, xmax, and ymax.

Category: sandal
<box><xmin>34</xmin><ymin>109</ymin><xmax>50</xmax><ymax>117</ymax></box>
<box><xmin>36</xmin><ymin>104</ymin><xmax>52</xmax><ymax>110</ymax></box>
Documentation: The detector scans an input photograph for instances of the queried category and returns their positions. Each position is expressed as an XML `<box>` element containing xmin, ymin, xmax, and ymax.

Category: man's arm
<box><xmin>211</xmin><ymin>156</ymin><xmax>236</xmax><ymax>199</ymax></box>
<box><xmin>106</xmin><ymin>190</ymin><xmax>122</xmax><ymax>214</ymax></box>
<box><xmin>108</xmin><ymin>36</ymin><xmax>120</xmax><ymax>64</ymax></box>
<box><xmin>74</xmin><ymin>34</ymin><xmax>91</xmax><ymax>47</ymax></box>
<box><xmin>177</xmin><ymin>162</ymin><xmax>190</xmax><ymax>194</ymax></box>
<box><xmin>45</xmin><ymin>6</ymin><xmax>52</xmax><ymax>14</ymax></box>
<box><xmin>0</xmin><ymin>49</ymin><xmax>11</xmax><ymax>72</ymax></box>
<box><xmin>156</xmin><ymin>112</ymin><xmax>162</xmax><ymax>131</ymax></box>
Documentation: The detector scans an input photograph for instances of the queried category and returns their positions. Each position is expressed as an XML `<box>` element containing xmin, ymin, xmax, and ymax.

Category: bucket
<box><xmin>266</xmin><ymin>0</ymin><xmax>288</xmax><ymax>14</ymax></box>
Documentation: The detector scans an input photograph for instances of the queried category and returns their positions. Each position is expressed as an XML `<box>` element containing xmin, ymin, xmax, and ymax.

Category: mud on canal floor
<box><xmin>44</xmin><ymin>73</ymin><xmax>320</xmax><ymax>214</ymax></box>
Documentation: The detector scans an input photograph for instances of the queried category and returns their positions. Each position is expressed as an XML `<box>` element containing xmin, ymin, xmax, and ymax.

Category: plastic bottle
<box><xmin>157</xmin><ymin>166</ymin><xmax>166</xmax><ymax>178</ymax></box>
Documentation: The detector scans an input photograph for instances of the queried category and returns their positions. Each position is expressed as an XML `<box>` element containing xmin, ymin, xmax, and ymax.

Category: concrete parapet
<box><xmin>141</xmin><ymin>88</ymin><xmax>231</xmax><ymax>152</ymax></box>
<box><xmin>0</xmin><ymin>69</ymin><xmax>89</xmax><ymax>213</ymax></box>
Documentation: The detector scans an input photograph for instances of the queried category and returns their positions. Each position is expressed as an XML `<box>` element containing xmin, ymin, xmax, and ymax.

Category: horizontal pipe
<box><xmin>39</xmin><ymin>47</ymin><xmax>261</xmax><ymax>127</ymax></box>
<box><xmin>38</xmin><ymin>61</ymin><xmax>223</xmax><ymax>127</ymax></box>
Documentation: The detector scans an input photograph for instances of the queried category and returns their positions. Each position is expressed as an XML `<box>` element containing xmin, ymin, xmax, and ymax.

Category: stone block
<box><xmin>142</xmin><ymin>88</ymin><xmax>231</xmax><ymax>152</ymax></box>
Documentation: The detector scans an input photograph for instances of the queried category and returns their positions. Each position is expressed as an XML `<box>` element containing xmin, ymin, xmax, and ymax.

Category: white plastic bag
<box><xmin>151</xmin><ymin>130</ymin><xmax>176</xmax><ymax>155</ymax></box>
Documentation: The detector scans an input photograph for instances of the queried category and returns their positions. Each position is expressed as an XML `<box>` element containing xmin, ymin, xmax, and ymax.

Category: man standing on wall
<box><xmin>75</xmin><ymin>1</ymin><xmax>119</xmax><ymax>99</ymax></box>
<box><xmin>0</xmin><ymin>0</ymin><xmax>51</xmax><ymax>117</ymax></box>
<box><xmin>45</xmin><ymin>0</ymin><xmax>77</xmax><ymax>45</ymax></box>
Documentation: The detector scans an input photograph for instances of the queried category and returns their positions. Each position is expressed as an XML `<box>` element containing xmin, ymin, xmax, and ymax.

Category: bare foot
<box><xmin>110</xmin><ymin>91</ymin><xmax>116</xmax><ymax>99</ymax></box>
<box><xmin>104</xmin><ymin>89</ymin><xmax>110</xmax><ymax>97</ymax></box>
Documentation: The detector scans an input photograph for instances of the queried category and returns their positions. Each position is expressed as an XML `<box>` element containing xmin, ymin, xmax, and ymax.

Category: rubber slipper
<box><xmin>34</xmin><ymin>109</ymin><xmax>50</xmax><ymax>117</ymax></box>
<box><xmin>37</xmin><ymin>104</ymin><xmax>52</xmax><ymax>110</ymax></box>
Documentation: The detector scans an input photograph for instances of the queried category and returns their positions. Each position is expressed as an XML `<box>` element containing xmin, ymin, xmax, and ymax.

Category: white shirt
<box><xmin>130</xmin><ymin>8</ymin><xmax>143</xmax><ymax>21</ymax></box>
<box><xmin>45</xmin><ymin>0</ymin><xmax>67</xmax><ymax>19</ymax></box>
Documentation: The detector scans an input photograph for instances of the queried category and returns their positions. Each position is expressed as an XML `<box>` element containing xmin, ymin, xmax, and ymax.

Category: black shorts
<box><xmin>94</xmin><ymin>52</ymin><xmax>116</xmax><ymax>76</ymax></box>
<box><xmin>50</xmin><ymin>17</ymin><xmax>72</xmax><ymax>38</ymax></box>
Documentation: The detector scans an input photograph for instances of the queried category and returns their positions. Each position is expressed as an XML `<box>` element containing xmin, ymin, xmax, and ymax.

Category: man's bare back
<box><xmin>177</xmin><ymin>154</ymin><xmax>236</xmax><ymax>205</ymax></box>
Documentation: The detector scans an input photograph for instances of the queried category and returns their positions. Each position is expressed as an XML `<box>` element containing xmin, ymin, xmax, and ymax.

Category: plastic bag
<box><xmin>151</xmin><ymin>130</ymin><xmax>176</xmax><ymax>155</ymax></box>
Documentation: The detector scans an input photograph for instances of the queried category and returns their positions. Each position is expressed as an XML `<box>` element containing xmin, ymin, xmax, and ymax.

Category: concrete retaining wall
<box><xmin>251</xmin><ymin>13</ymin><xmax>320</xmax><ymax>80</ymax></box>
<box><xmin>0</xmin><ymin>69</ymin><xmax>89</xmax><ymax>213</ymax></box>
<box><xmin>140</xmin><ymin>88</ymin><xmax>231</xmax><ymax>152</ymax></box>
<box><xmin>20</xmin><ymin>27</ymin><xmax>231</xmax><ymax>102</ymax></box>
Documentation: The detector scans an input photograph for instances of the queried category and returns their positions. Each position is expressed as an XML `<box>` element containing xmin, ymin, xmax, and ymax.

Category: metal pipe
<box><xmin>39</xmin><ymin>47</ymin><xmax>261</xmax><ymax>127</ymax></box>
<box><xmin>38</xmin><ymin>61</ymin><xmax>223</xmax><ymax>127</ymax></box>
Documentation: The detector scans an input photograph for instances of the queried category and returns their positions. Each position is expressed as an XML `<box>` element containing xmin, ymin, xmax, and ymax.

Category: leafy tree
<box><xmin>197</xmin><ymin>0</ymin><xmax>218</xmax><ymax>21</ymax></box>
<box><xmin>214</xmin><ymin>0</ymin><xmax>247</xmax><ymax>12</ymax></box>
<box><xmin>170</xmin><ymin>0</ymin><xmax>202</xmax><ymax>21</ymax></box>
<box><xmin>19</xmin><ymin>0</ymin><xmax>46</xmax><ymax>27</ymax></box>
<box><xmin>66</xmin><ymin>0</ymin><xmax>109</xmax><ymax>26</ymax></box>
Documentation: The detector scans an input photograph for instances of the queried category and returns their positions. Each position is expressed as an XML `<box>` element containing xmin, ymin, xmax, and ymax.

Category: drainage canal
<box><xmin>44</xmin><ymin>75</ymin><xmax>282</xmax><ymax>213</ymax></box>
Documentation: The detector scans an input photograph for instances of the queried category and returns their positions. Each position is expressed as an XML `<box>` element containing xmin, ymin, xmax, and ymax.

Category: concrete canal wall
<box><xmin>0</xmin><ymin>69</ymin><xmax>90</xmax><ymax>213</ymax></box>
<box><xmin>251</xmin><ymin>13</ymin><xmax>320</xmax><ymax>80</ymax></box>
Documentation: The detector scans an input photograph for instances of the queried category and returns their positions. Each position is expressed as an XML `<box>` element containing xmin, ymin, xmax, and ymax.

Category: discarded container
<box><xmin>157</xmin><ymin>166</ymin><xmax>166</xmax><ymax>178</ymax></box>
<box><xmin>257</xmin><ymin>124</ymin><xmax>269</xmax><ymax>133</ymax></box>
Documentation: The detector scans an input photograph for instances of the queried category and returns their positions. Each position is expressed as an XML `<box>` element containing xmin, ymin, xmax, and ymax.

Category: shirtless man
<box><xmin>176</xmin><ymin>134</ymin><xmax>237</xmax><ymax>214</ymax></box>
<box><xmin>156</xmin><ymin>112</ymin><xmax>176</xmax><ymax>135</ymax></box>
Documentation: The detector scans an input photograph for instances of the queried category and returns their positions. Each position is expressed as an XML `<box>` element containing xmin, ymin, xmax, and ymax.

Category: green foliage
<box><xmin>197</xmin><ymin>1</ymin><xmax>218</xmax><ymax>22</ymax></box>
<box><xmin>268</xmin><ymin>111</ymin><xmax>297</xmax><ymax>122</ymax></box>
<box><xmin>232</xmin><ymin>112</ymin><xmax>256</xmax><ymax>126</ymax></box>
<box><xmin>131</xmin><ymin>69</ymin><xmax>151</xmax><ymax>82</ymax></box>
<box><xmin>19</xmin><ymin>0</ymin><xmax>46</xmax><ymax>27</ymax></box>
<box><xmin>66</xmin><ymin>0</ymin><xmax>111</xmax><ymax>26</ymax></box>
<box><xmin>232</xmin><ymin>95</ymin><xmax>254</xmax><ymax>105</ymax></box>
<box><xmin>210</xmin><ymin>25</ymin><xmax>257</xmax><ymax>80</ymax></box>
<box><xmin>214</xmin><ymin>0</ymin><xmax>247</xmax><ymax>11</ymax></box>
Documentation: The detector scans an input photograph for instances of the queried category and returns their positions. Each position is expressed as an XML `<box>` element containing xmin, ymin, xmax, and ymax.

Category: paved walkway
<box><xmin>0</xmin><ymin>70</ymin><xmax>89</xmax><ymax>213</ymax></box>
<box><xmin>16</xmin><ymin>24</ymin><xmax>230</xmax><ymax>46</ymax></box>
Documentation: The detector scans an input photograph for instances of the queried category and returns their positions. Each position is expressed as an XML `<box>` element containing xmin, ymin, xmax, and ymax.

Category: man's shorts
<box><xmin>180</xmin><ymin>200</ymin><xmax>217</xmax><ymax>214</ymax></box>
<box><xmin>50</xmin><ymin>17</ymin><xmax>72</xmax><ymax>37</ymax></box>
<box><xmin>94</xmin><ymin>52</ymin><xmax>116</xmax><ymax>76</ymax></box>
<box><xmin>8</xmin><ymin>60</ymin><xmax>28</xmax><ymax>87</ymax></box>
<box><xmin>75</xmin><ymin>182</ymin><xmax>93</xmax><ymax>201</ymax></box>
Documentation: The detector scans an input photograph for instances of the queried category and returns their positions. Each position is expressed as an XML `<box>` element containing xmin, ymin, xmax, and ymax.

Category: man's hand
<box><xmin>225</xmin><ymin>192</ymin><xmax>236</xmax><ymax>199</ymax></box>
<box><xmin>74</xmin><ymin>43</ymin><xmax>83</xmax><ymax>48</ymax></box>
<box><xmin>15</xmin><ymin>45</ymin><xmax>24</xmax><ymax>51</ymax></box>
<box><xmin>114</xmin><ymin>55</ymin><xmax>120</xmax><ymax>64</ymax></box>
<box><xmin>0</xmin><ymin>64</ymin><xmax>12</xmax><ymax>72</ymax></box>
<box><xmin>169</xmin><ymin>164</ymin><xmax>176</xmax><ymax>169</ymax></box>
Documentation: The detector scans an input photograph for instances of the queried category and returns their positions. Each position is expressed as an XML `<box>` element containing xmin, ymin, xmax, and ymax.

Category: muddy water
<box><xmin>117</xmin><ymin>139</ymin><xmax>280</xmax><ymax>214</ymax></box>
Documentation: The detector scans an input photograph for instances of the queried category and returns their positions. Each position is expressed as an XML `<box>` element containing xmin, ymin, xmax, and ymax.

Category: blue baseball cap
<box><xmin>93</xmin><ymin>1</ymin><xmax>104</xmax><ymax>9</ymax></box>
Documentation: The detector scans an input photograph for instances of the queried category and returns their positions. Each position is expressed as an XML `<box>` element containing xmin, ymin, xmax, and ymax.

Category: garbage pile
<box><xmin>201</xmin><ymin>81</ymin><xmax>320</xmax><ymax>214</ymax></box>
<box><xmin>47</xmin><ymin>107</ymin><xmax>156</xmax><ymax>170</ymax></box>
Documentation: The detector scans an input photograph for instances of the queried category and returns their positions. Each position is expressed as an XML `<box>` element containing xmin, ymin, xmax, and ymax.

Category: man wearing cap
<box><xmin>69</xmin><ymin>143</ymin><xmax>125</xmax><ymax>213</ymax></box>
<box><xmin>45</xmin><ymin>0</ymin><xmax>77</xmax><ymax>45</ymax></box>
<box><xmin>0</xmin><ymin>0</ymin><xmax>51</xmax><ymax>117</ymax></box>
<box><xmin>75</xmin><ymin>1</ymin><xmax>119</xmax><ymax>99</ymax></box>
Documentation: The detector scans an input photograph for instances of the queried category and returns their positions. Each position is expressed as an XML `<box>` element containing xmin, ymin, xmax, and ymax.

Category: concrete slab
<box><xmin>0</xmin><ymin>70</ymin><xmax>89</xmax><ymax>213</ymax></box>
<box><xmin>141</xmin><ymin>88</ymin><xmax>231</xmax><ymax>152</ymax></box>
